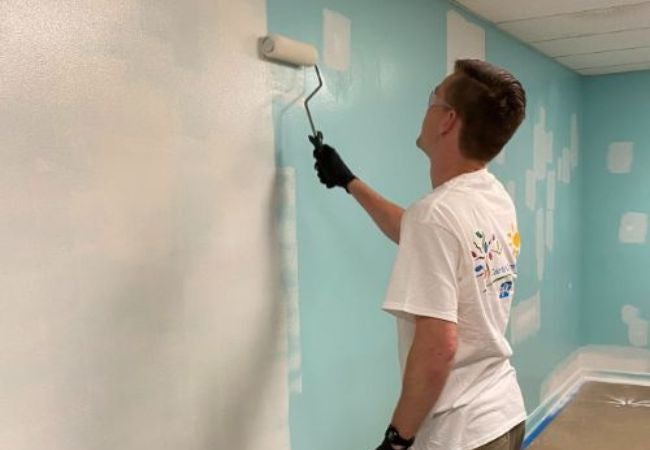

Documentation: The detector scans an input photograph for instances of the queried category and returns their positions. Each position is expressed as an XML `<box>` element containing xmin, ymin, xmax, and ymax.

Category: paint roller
<box><xmin>260</xmin><ymin>34</ymin><xmax>324</xmax><ymax>146</ymax></box>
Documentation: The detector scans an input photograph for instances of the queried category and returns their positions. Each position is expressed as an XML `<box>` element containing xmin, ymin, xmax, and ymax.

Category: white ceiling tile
<box><xmin>579</xmin><ymin>61</ymin><xmax>650</xmax><ymax>75</ymax></box>
<box><xmin>557</xmin><ymin>46</ymin><xmax>650</xmax><ymax>69</ymax></box>
<box><xmin>534</xmin><ymin>27</ymin><xmax>650</xmax><ymax>57</ymax></box>
<box><xmin>452</xmin><ymin>0</ymin><xmax>647</xmax><ymax>23</ymax></box>
<box><xmin>454</xmin><ymin>0</ymin><xmax>650</xmax><ymax>76</ymax></box>
<box><xmin>499</xmin><ymin>2</ymin><xmax>650</xmax><ymax>43</ymax></box>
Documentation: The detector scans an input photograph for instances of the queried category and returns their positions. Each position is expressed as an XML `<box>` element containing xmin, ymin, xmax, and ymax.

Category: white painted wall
<box><xmin>0</xmin><ymin>1</ymin><xmax>288</xmax><ymax>449</ymax></box>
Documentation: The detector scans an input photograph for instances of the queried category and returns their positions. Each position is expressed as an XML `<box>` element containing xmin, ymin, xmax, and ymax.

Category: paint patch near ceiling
<box><xmin>533</xmin><ymin>106</ymin><xmax>553</xmax><ymax>181</ymax></box>
<box><xmin>446</xmin><ymin>10</ymin><xmax>485</xmax><ymax>75</ymax></box>
<box><xmin>323</xmin><ymin>9</ymin><xmax>351</xmax><ymax>71</ymax></box>
<box><xmin>570</xmin><ymin>114</ymin><xmax>579</xmax><ymax>169</ymax></box>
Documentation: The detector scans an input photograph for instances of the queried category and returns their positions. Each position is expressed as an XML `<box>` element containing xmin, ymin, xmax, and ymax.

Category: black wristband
<box><xmin>385</xmin><ymin>424</ymin><xmax>415</xmax><ymax>448</ymax></box>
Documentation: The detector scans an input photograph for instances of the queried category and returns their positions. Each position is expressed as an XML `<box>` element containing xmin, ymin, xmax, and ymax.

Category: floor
<box><xmin>527</xmin><ymin>381</ymin><xmax>650</xmax><ymax>450</ymax></box>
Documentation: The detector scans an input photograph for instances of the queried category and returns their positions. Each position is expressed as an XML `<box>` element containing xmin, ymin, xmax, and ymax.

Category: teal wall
<box><xmin>486</xmin><ymin>19</ymin><xmax>583</xmax><ymax>417</ymax></box>
<box><xmin>582</xmin><ymin>72</ymin><xmax>650</xmax><ymax>346</ymax></box>
<box><xmin>267</xmin><ymin>1</ymin><xmax>584</xmax><ymax>449</ymax></box>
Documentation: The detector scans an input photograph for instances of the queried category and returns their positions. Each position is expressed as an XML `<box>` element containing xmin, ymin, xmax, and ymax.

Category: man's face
<box><xmin>416</xmin><ymin>74</ymin><xmax>455</xmax><ymax>157</ymax></box>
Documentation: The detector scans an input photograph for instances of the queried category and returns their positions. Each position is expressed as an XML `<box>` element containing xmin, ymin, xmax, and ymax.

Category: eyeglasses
<box><xmin>428</xmin><ymin>90</ymin><xmax>453</xmax><ymax>110</ymax></box>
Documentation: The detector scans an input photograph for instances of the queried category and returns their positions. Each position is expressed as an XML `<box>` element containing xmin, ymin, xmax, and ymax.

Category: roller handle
<box><xmin>304</xmin><ymin>65</ymin><xmax>324</xmax><ymax>147</ymax></box>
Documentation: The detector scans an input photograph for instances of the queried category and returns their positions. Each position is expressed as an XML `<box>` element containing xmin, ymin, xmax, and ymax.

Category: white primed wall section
<box><xmin>323</xmin><ymin>9</ymin><xmax>351</xmax><ymax>71</ymax></box>
<box><xmin>0</xmin><ymin>1</ymin><xmax>289</xmax><ymax>449</ymax></box>
<box><xmin>446</xmin><ymin>10</ymin><xmax>485</xmax><ymax>75</ymax></box>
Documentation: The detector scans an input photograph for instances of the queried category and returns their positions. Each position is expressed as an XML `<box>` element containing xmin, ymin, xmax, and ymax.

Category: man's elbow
<box><xmin>434</xmin><ymin>344</ymin><xmax>456</xmax><ymax>370</ymax></box>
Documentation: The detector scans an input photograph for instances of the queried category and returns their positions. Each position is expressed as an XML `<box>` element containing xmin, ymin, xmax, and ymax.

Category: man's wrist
<box><xmin>345</xmin><ymin>177</ymin><xmax>359</xmax><ymax>193</ymax></box>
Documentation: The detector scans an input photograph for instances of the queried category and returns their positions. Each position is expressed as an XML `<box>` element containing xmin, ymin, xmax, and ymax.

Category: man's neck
<box><xmin>429</xmin><ymin>159</ymin><xmax>485</xmax><ymax>189</ymax></box>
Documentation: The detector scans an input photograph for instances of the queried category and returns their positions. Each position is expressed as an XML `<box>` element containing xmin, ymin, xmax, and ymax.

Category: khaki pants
<box><xmin>474</xmin><ymin>422</ymin><xmax>525</xmax><ymax>450</ymax></box>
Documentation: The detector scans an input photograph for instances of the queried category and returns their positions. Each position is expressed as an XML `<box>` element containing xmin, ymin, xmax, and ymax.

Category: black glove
<box><xmin>375</xmin><ymin>425</ymin><xmax>414</xmax><ymax>450</ymax></box>
<box><xmin>375</xmin><ymin>437</ymin><xmax>395</xmax><ymax>450</ymax></box>
<box><xmin>309</xmin><ymin>133</ymin><xmax>356</xmax><ymax>193</ymax></box>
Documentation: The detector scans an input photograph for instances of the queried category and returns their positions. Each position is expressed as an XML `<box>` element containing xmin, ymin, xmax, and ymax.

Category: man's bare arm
<box><xmin>347</xmin><ymin>179</ymin><xmax>404</xmax><ymax>244</ymax></box>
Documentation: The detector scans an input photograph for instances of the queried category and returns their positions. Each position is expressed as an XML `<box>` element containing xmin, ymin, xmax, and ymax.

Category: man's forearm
<box><xmin>347</xmin><ymin>179</ymin><xmax>404</xmax><ymax>244</ymax></box>
<box><xmin>390</xmin><ymin>362</ymin><xmax>451</xmax><ymax>440</ymax></box>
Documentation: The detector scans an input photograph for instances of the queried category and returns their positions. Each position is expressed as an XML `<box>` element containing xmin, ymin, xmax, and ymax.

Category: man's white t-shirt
<box><xmin>382</xmin><ymin>168</ymin><xmax>526</xmax><ymax>450</ymax></box>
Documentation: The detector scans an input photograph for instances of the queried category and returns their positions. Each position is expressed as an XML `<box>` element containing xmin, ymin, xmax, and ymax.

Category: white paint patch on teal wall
<box><xmin>526</xmin><ymin>169</ymin><xmax>536</xmax><ymax>211</ymax></box>
<box><xmin>622</xmin><ymin>305</ymin><xmax>640</xmax><ymax>324</ymax></box>
<box><xmin>607</xmin><ymin>142</ymin><xmax>634</xmax><ymax>174</ymax></box>
<box><xmin>619</xmin><ymin>212</ymin><xmax>648</xmax><ymax>244</ymax></box>
<box><xmin>533</xmin><ymin>106</ymin><xmax>552</xmax><ymax>181</ymax></box>
<box><xmin>560</xmin><ymin>147</ymin><xmax>572</xmax><ymax>184</ymax></box>
<box><xmin>323</xmin><ymin>9</ymin><xmax>351</xmax><ymax>71</ymax></box>
<box><xmin>570</xmin><ymin>114</ymin><xmax>579</xmax><ymax>169</ymax></box>
<box><xmin>536</xmin><ymin>209</ymin><xmax>545</xmax><ymax>281</ymax></box>
<box><xmin>446</xmin><ymin>10</ymin><xmax>485</xmax><ymax>75</ymax></box>
<box><xmin>629</xmin><ymin>319</ymin><xmax>649</xmax><ymax>347</ymax></box>
<box><xmin>511</xmin><ymin>292</ymin><xmax>541</xmax><ymax>346</ymax></box>
<box><xmin>546</xmin><ymin>171</ymin><xmax>556</xmax><ymax>211</ymax></box>
<box><xmin>545</xmin><ymin>210</ymin><xmax>554</xmax><ymax>251</ymax></box>
<box><xmin>622</xmin><ymin>305</ymin><xmax>649</xmax><ymax>347</ymax></box>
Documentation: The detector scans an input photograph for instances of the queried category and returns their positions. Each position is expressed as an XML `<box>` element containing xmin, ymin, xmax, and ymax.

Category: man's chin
<box><xmin>416</xmin><ymin>136</ymin><xmax>423</xmax><ymax>149</ymax></box>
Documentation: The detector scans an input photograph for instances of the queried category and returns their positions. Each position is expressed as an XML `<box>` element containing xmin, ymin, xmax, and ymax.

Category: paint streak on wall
<box><xmin>277</xmin><ymin>167</ymin><xmax>303</xmax><ymax>393</ymax></box>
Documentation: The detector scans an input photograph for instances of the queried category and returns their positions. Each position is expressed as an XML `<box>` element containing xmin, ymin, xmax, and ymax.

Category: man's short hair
<box><xmin>445</xmin><ymin>59</ymin><xmax>527</xmax><ymax>162</ymax></box>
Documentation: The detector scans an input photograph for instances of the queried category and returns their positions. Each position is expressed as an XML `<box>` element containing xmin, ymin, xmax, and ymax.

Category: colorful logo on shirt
<box><xmin>499</xmin><ymin>281</ymin><xmax>513</xmax><ymax>299</ymax></box>
<box><xmin>471</xmin><ymin>230</ymin><xmax>502</xmax><ymax>280</ymax></box>
<box><xmin>507</xmin><ymin>224</ymin><xmax>521</xmax><ymax>258</ymax></box>
<box><xmin>471</xmin><ymin>230</ymin><xmax>516</xmax><ymax>295</ymax></box>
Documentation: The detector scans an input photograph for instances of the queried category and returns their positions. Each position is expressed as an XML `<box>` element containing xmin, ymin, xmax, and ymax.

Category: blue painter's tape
<box><xmin>523</xmin><ymin>382</ymin><xmax>583</xmax><ymax>448</ymax></box>
<box><xmin>523</xmin><ymin>410</ymin><xmax>559</xmax><ymax>448</ymax></box>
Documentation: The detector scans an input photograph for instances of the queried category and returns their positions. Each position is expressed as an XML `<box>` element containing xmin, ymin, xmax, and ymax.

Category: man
<box><xmin>310</xmin><ymin>59</ymin><xmax>527</xmax><ymax>450</ymax></box>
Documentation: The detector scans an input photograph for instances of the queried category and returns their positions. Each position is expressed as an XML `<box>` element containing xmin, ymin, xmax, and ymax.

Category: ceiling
<box><xmin>452</xmin><ymin>0</ymin><xmax>650</xmax><ymax>75</ymax></box>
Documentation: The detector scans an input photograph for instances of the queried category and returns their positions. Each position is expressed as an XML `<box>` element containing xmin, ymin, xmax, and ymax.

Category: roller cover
<box><xmin>261</xmin><ymin>34</ymin><xmax>318</xmax><ymax>67</ymax></box>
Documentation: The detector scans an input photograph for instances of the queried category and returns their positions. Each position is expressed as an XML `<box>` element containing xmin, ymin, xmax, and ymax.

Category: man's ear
<box><xmin>438</xmin><ymin>109</ymin><xmax>458</xmax><ymax>135</ymax></box>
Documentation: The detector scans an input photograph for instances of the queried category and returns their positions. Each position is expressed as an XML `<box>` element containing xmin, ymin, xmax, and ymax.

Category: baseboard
<box><xmin>523</xmin><ymin>346</ymin><xmax>650</xmax><ymax>448</ymax></box>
